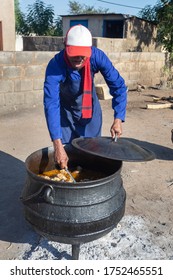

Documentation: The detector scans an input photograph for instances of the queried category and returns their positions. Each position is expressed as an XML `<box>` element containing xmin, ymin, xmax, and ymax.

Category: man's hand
<box><xmin>110</xmin><ymin>118</ymin><xmax>122</xmax><ymax>139</ymax></box>
<box><xmin>53</xmin><ymin>139</ymin><xmax>69</xmax><ymax>169</ymax></box>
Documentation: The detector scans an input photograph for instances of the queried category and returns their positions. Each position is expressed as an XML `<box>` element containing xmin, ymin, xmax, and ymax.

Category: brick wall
<box><xmin>0</xmin><ymin>51</ymin><xmax>165</xmax><ymax>114</ymax></box>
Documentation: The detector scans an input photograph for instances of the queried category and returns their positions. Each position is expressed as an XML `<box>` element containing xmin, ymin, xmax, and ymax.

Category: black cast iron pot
<box><xmin>21</xmin><ymin>144</ymin><xmax>126</xmax><ymax>249</ymax></box>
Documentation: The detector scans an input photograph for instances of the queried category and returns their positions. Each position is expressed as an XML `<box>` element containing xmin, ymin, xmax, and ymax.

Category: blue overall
<box><xmin>59</xmin><ymin>68</ymin><xmax>102</xmax><ymax>143</ymax></box>
<box><xmin>44</xmin><ymin>47</ymin><xmax>127</xmax><ymax>144</ymax></box>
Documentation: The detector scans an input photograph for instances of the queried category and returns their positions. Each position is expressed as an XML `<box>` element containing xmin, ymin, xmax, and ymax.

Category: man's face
<box><xmin>67</xmin><ymin>55</ymin><xmax>87</xmax><ymax>69</ymax></box>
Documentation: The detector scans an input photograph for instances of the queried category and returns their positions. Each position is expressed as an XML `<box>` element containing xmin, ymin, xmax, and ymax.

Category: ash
<box><xmin>18</xmin><ymin>215</ymin><xmax>172</xmax><ymax>260</ymax></box>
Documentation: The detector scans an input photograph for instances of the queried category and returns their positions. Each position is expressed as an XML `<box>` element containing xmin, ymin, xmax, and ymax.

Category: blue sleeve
<box><xmin>91</xmin><ymin>47</ymin><xmax>127</xmax><ymax>121</ymax></box>
<box><xmin>44</xmin><ymin>51</ymin><xmax>65</xmax><ymax>141</ymax></box>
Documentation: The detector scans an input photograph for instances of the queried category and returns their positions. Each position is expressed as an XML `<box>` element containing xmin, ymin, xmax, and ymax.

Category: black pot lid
<box><xmin>72</xmin><ymin>137</ymin><xmax>155</xmax><ymax>162</ymax></box>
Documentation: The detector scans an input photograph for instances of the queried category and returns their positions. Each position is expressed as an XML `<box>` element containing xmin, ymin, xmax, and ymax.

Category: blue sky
<box><xmin>19</xmin><ymin>0</ymin><xmax>159</xmax><ymax>17</ymax></box>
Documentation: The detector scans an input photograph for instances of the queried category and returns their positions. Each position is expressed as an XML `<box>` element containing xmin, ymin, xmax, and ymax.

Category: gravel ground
<box><xmin>17</xmin><ymin>215</ymin><xmax>172</xmax><ymax>260</ymax></box>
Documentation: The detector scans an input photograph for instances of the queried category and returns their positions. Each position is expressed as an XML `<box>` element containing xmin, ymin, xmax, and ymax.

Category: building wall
<box><xmin>62</xmin><ymin>15</ymin><xmax>160</xmax><ymax>52</ymax></box>
<box><xmin>63</xmin><ymin>14</ymin><xmax>127</xmax><ymax>37</ymax></box>
<box><xmin>0</xmin><ymin>51</ymin><xmax>165</xmax><ymax>114</ymax></box>
<box><xmin>0</xmin><ymin>0</ymin><xmax>15</xmax><ymax>51</ymax></box>
<box><xmin>126</xmin><ymin>17</ymin><xmax>159</xmax><ymax>52</ymax></box>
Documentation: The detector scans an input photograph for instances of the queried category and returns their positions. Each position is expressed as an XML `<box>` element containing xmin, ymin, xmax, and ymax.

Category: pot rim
<box><xmin>25</xmin><ymin>166</ymin><xmax>122</xmax><ymax>189</ymax></box>
<box><xmin>25</xmin><ymin>146</ymin><xmax>123</xmax><ymax>189</ymax></box>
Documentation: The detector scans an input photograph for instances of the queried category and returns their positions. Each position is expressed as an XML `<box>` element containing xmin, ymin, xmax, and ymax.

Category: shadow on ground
<box><xmin>126</xmin><ymin>138</ymin><xmax>173</xmax><ymax>161</ymax></box>
<box><xmin>0</xmin><ymin>151</ymin><xmax>38</xmax><ymax>244</ymax></box>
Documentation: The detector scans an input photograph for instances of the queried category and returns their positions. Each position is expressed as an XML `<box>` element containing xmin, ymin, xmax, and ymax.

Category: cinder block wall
<box><xmin>0</xmin><ymin>52</ymin><xmax>55</xmax><ymax>114</ymax></box>
<box><xmin>0</xmin><ymin>51</ymin><xmax>165</xmax><ymax>114</ymax></box>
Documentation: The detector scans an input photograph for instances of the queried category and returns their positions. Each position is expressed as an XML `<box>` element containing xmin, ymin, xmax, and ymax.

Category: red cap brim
<box><xmin>66</xmin><ymin>45</ymin><xmax>91</xmax><ymax>57</ymax></box>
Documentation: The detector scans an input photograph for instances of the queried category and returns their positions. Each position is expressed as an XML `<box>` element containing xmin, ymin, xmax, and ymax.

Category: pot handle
<box><xmin>43</xmin><ymin>185</ymin><xmax>54</xmax><ymax>204</ymax></box>
<box><xmin>20</xmin><ymin>184</ymin><xmax>54</xmax><ymax>204</ymax></box>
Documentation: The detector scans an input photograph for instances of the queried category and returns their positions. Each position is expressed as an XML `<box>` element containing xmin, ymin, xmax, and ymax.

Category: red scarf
<box><xmin>64</xmin><ymin>51</ymin><xmax>92</xmax><ymax>119</ymax></box>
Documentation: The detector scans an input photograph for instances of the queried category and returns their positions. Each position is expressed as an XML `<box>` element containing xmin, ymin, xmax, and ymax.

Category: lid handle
<box><xmin>113</xmin><ymin>134</ymin><xmax>118</xmax><ymax>142</ymax></box>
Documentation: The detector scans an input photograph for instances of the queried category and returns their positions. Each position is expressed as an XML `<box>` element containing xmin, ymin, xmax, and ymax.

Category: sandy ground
<box><xmin>0</xmin><ymin>88</ymin><xmax>172</xmax><ymax>260</ymax></box>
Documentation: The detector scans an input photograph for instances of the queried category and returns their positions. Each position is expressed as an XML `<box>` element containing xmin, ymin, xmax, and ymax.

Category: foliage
<box><xmin>157</xmin><ymin>0</ymin><xmax>173</xmax><ymax>86</ymax></box>
<box><xmin>138</xmin><ymin>1</ymin><xmax>173</xmax><ymax>64</ymax></box>
<box><xmin>156</xmin><ymin>0</ymin><xmax>173</xmax><ymax>54</ymax></box>
<box><xmin>15</xmin><ymin>0</ymin><xmax>62</xmax><ymax>36</ymax></box>
<box><xmin>25</xmin><ymin>0</ymin><xmax>54</xmax><ymax>35</ymax></box>
<box><xmin>14</xmin><ymin>0</ymin><xmax>27</xmax><ymax>34</ymax></box>
<box><xmin>138</xmin><ymin>4</ymin><xmax>159</xmax><ymax>22</ymax></box>
<box><xmin>16</xmin><ymin>0</ymin><xmax>108</xmax><ymax>36</ymax></box>
<box><xmin>68</xmin><ymin>0</ymin><xmax>109</xmax><ymax>14</ymax></box>
<box><xmin>53</xmin><ymin>17</ymin><xmax>63</xmax><ymax>36</ymax></box>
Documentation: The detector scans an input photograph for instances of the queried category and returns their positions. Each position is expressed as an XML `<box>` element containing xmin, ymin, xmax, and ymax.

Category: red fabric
<box><xmin>64</xmin><ymin>51</ymin><xmax>92</xmax><ymax>119</ymax></box>
<box><xmin>81</xmin><ymin>57</ymin><xmax>92</xmax><ymax>118</ymax></box>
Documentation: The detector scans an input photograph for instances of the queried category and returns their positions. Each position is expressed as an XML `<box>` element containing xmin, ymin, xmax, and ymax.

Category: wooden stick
<box><xmin>146</xmin><ymin>103</ymin><xmax>173</xmax><ymax>109</ymax></box>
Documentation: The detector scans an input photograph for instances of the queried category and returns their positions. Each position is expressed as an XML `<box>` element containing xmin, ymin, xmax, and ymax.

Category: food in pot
<box><xmin>38</xmin><ymin>166</ymin><xmax>106</xmax><ymax>183</ymax></box>
<box><xmin>39</xmin><ymin>168</ymin><xmax>73</xmax><ymax>182</ymax></box>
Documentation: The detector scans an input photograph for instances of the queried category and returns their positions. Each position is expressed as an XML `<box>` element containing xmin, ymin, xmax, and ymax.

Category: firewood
<box><xmin>146</xmin><ymin>103</ymin><xmax>173</xmax><ymax>109</ymax></box>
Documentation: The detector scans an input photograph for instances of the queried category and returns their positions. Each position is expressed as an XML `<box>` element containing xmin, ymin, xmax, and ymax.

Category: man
<box><xmin>44</xmin><ymin>25</ymin><xmax>127</xmax><ymax>169</ymax></box>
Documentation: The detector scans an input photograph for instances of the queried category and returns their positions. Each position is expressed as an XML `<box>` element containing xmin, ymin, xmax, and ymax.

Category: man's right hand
<box><xmin>53</xmin><ymin>139</ymin><xmax>69</xmax><ymax>169</ymax></box>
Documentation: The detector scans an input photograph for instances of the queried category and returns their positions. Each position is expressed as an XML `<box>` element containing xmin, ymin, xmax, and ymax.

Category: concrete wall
<box><xmin>0</xmin><ymin>51</ymin><xmax>165</xmax><ymax>114</ymax></box>
<box><xmin>23</xmin><ymin>36</ymin><xmax>65</xmax><ymax>51</ymax></box>
<box><xmin>0</xmin><ymin>0</ymin><xmax>15</xmax><ymax>51</ymax></box>
<box><xmin>125</xmin><ymin>17</ymin><xmax>159</xmax><ymax>52</ymax></box>
<box><xmin>23</xmin><ymin>36</ymin><xmax>160</xmax><ymax>53</ymax></box>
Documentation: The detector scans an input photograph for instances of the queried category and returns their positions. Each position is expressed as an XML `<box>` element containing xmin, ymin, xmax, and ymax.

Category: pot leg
<box><xmin>72</xmin><ymin>244</ymin><xmax>80</xmax><ymax>260</ymax></box>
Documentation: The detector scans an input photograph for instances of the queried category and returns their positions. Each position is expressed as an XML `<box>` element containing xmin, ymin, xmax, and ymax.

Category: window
<box><xmin>103</xmin><ymin>20</ymin><xmax>124</xmax><ymax>38</ymax></box>
<box><xmin>70</xmin><ymin>20</ymin><xmax>88</xmax><ymax>28</ymax></box>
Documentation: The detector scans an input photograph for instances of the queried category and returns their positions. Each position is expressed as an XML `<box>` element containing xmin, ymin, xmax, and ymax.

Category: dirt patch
<box><xmin>122</xmin><ymin>89</ymin><xmax>173</xmax><ymax>259</ymax></box>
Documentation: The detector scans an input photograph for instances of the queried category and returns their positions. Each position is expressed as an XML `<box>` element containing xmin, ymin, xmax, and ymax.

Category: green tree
<box><xmin>138</xmin><ymin>4</ymin><xmax>159</xmax><ymax>22</ymax></box>
<box><xmin>157</xmin><ymin>0</ymin><xmax>173</xmax><ymax>54</ymax></box>
<box><xmin>16</xmin><ymin>0</ymin><xmax>63</xmax><ymax>36</ymax></box>
<box><xmin>138</xmin><ymin>1</ymin><xmax>173</xmax><ymax>61</ymax></box>
<box><xmin>16</xmin><ymin>0</ymin><xmax>109</xmax><ymax>36</ymax></box>
<box><xmin>25</xmin><ymin>0</ymin><xmax>55</xmax><ymax>35</ymax></box>
<box><xmin>14</xmin><ymin>0</ymin><xmax>28</xmax><ymax>34</ymax></box>
<box><xmin>54</xmin><ymin>16</ymin><xmax>63</xmax><ymax>36</ymax></box>
<box><xmin>68</xmin><ymin>0</ymin><xmax>109</xmax><ymax>14</ymax></box>
<box><xmin>15</xmin><ymin>0</ymin><xmax>21</xmax><ymax>31</ymax></box>
<box><xmin>139</xmin><ymin>0</ymin><xmax>173</xmax><ymax>87</ymax></box>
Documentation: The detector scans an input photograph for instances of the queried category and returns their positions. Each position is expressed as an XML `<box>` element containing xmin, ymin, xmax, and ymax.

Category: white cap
<box><xmin>65</xmin><ymin>25</ymin><xmax>92</xmax><ymax>57</ymax></box>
